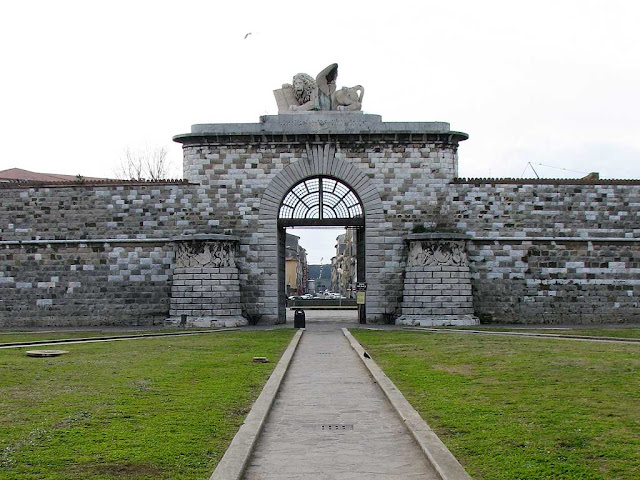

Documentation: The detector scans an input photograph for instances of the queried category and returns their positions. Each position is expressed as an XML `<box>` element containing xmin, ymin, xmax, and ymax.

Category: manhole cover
<box><xmin>26</xmin><ymin>350</ymin><xmax>69</xmax><ymax>357</ymax></box>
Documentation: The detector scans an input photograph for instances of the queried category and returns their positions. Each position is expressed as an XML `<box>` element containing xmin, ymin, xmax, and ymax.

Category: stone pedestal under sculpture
<box><xmin>396</xmin><ymin>233</ymin><xmax>479</xmax><ymax>326</ymax></box>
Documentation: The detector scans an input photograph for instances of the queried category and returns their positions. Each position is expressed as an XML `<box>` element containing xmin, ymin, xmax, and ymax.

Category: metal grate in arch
<box><xmin>279</xmin><ymin>177</ymin><xmax>363</xmax><ymax>220</ymax></box>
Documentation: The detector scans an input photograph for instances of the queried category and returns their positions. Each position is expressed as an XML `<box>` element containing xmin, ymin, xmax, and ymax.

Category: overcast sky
<box><xmin>1</xmin><ymin>0</ymin><xmax>638</xmax><ymax>262</ymax></box>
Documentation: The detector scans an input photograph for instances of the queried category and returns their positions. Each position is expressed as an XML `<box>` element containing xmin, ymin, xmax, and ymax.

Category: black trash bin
<box><xmin>294</xmin><ymin>309</ymin><xmax>305</xmax><ymax>328</ymax></box>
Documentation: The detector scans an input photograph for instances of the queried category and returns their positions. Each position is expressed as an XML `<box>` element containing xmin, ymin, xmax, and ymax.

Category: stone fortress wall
<box><xmin>452</xmin><ymin>179</ymin><xmax>640</xmax><ymax>323</ymax></box>
<box><xmin>1</xmin><ymin>117</ymin><xmax>639</xmax><ymax>326</ymax></box>
<box><xmin>0</xmin><ymin>182</ymin><xmax>202</xmax><ymax>326</ymax></box>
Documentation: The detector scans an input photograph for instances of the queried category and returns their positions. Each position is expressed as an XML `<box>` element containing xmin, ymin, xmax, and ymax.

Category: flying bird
<box><xmin>244</xmin><ymin>32</ymin><xmax>252</xmax><ymax>40</ymax></box>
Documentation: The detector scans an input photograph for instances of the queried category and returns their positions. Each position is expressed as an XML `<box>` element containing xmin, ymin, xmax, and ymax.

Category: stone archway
<box><xmin>278</xmin><ymin>176</ymin><xmax>364</xmax><ymax>224</ymax></box>
<box><xmin>278</xmin><ymin>175</ymin><xmax>366</xmax><ymax>322</ymax></box>
<box><xmin>258</xmin><ymin>143</ymin><xmax>384</xmax><ymax>323</ymax></box>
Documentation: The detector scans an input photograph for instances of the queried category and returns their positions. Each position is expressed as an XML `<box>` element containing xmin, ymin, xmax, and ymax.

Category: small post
<box><xmin>356</xmin><ymin>282</ymin><xmax>367</xmax><ymax>324</ymax></box>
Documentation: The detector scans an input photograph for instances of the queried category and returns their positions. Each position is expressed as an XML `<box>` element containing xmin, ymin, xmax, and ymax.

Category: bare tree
<box><xmin>113</xmin><ymin>146</ymin><xmax>176</xmax><ymax>180</ymax></box>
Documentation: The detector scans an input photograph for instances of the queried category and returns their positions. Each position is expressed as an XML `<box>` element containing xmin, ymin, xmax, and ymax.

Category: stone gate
<box><xmin>173</xmin><ymin>113</ymin><xmax>469</xmax><ymax>325</ymax></box>
<box><xmin>1</xmin><ymin>64</ymin><xmax>639</xmax><ymax>327</ymax></box>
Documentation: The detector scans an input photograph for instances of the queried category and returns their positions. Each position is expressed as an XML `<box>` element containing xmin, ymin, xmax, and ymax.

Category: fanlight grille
<box><xmin>279</xmin><ymin>177</ymin><xmax>363</xmax><ymax>220</ymax></box>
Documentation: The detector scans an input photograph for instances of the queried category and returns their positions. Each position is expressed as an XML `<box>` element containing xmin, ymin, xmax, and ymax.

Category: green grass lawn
<box><xmin>0</xmin><ymin>330</ymin><xmax>295</xmax><ymax>480</ymax></box>
<box><xmin>436</xmin><ymin>326</ymin><xmax>640</xmax><ymax>339</ymax></box>
<box><xmin>352</xmin><ymin>329</ymin><xmax>640</xmax><ymax>480</ymax></box>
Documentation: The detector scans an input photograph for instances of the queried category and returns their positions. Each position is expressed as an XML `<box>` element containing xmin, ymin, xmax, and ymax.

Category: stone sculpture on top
<box><xmin>274</xmin><ymin>63</ymin><xmax>364</xmax><ymax>113</ymax></box>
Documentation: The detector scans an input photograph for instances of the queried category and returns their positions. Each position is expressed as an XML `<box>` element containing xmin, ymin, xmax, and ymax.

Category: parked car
<box><xmin>300</xmin><ymin>294</ymin><xmax>314</xmax><ymax>299</ymax></box>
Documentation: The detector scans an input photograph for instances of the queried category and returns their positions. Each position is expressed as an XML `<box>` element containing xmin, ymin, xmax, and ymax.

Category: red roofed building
<box><xmin>0</xmin><ymin>168</ymin><xmax>109</xmax><ymax>183</ymax></box>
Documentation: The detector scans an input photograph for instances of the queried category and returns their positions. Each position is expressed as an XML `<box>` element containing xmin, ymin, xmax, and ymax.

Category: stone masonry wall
<box><xmin>0</xmin><ymin>240</ymin><xmax>173</xmax><ymax>326</ymax></box>
<box><xmin>2</xmin><ymin>137</ymin><xmax>639</xmax><ymax>326</ymax></box>
<box><xmin>467</xmin><ymin>239</ymin><xmax>639</xmax><ymax>323</ymax></box>
<box><xmin>0</xmin><ymin>181</ymin><xmax>206</xmax><ymax>327</ymax></box>
<box><xmin>450</xmin><ymin>180</ymin><xmax>640</xmax><ymax>239</ymax></box>
<box><xmin>451</xmin><ymin>180</ymin><xmax>640</xmax><ymax>323</ymax></box>
<box><xmin>0</xmin><ymin>181</ymin><xmax>208</xmax><ymax>241</ymax></box>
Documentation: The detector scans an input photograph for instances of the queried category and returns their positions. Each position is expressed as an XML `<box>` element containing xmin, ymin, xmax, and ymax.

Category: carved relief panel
<box><xmin>175</xmin><ymin>241</ymin><xmax>236</xmax><ymax>268</ymax></box>
<box><xmin>408</xmin><ymin>240</ymin><xmax>468</xmax><ymax>267</ymax></box>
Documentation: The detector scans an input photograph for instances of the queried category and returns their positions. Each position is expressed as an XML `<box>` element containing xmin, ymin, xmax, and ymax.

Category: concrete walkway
<box><xmin>242</xmin><ymin>311</ymin><xmax>439</xmax><ymax>479</ymax></box>
<box><xmin>0</xmin><ymin>329</ymin><xmax>237</xmax><ymax>349</ymax></box>
<box><xmin>410</xmin><ymin>327</ymin><xmax>640</xmax><ymax>344</ymax></box>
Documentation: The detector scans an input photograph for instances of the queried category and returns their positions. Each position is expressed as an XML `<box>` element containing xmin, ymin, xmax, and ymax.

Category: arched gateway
<box><xmin>259</xmin><ymin>144</ymin><xmax>382</xmax><ymax>324</ymax></box>
<box><xmin>275</xmin><ymin>173</ymin><xmax>367</xmax><ymax>323</ymax></box>
<box><xmin>168</xmin><ymin>63</ymin><xmax>473</xmax><ymax>326</ymax></box>
<box><xmin>174</xmin><ymin>111</ymin><xmax>470</xmax><ymax>325</ymax></box>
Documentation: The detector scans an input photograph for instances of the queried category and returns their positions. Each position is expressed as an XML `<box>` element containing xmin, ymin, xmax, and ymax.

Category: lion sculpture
<box><xmin>273</xmin><ymin>63</ymin><xmax>364</xmax><ymax>113</ymax></box>
<box><xmin>285</xmin><ymin>72</ymin><xmax>319</xmax><ymax>112</ymax></box>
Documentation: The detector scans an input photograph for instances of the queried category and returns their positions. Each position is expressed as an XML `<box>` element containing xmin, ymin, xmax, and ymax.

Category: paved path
<box><xmin>243</xmin><ymin>311</ymin><xmax>438</xmax><ymax>479</ymax></box>
<box><xmin>0</xmin><ymin>329</ymin><xmax>235</xmax><ymax>349</ymax></box>
<box><xmin>411</xmin><ymin>327</ymin><xmax>640</xmax><ymax>344</ymax></box>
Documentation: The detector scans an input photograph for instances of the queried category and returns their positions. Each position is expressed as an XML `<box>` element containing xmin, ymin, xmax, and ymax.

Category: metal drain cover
<box><xmin>315</xmin><ymin>424</ymin><xmax>354</xmax><ymax>431</ymax></box>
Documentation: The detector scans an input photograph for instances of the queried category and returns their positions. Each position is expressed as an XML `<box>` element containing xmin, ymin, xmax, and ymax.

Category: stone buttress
<box><xmin>396</xmin><ymin>234</ymin><xmax>477</xmax><ymax>326</ymax></box>
<box><xmin>168</xmin><ymin>234</ymin><xmax>244</xmax><ymax>327</ymax></box>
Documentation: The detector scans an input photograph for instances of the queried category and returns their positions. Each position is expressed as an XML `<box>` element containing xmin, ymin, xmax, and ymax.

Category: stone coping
<box><xmin>174</xmin><ymin>114</ymin><xmax>468</xmax><ymax>142</ymax></box>
<box><xmin>0</xmin><ymin>179</ymin><xmax>190</xmax><ymax>189</ymax></box>
<box><xmin>0</xmin><ymin>238</ymin><xmax>173</xmax><ymax>246</ymax></box>
<box><xmin>171</xmin><ymin>234</ymin><xmax>240</xmax><ymax>242</ymax></box>
<box><xmin>455</xmin><ymin>177</ymin><xmax>640</xmax><ymax>185</ymax></box>
<box><xmin>2</xmin><ymin>235</ymin><xmax>638</xmax><ymax>247</ymax></box>
<box><xmin>466</xmin><ymin>236</ymin><xmax>640</xmax><ymax>243</ymax></box>
<box><xmin>396</xmin><ymin>315</ymin><xmax>479</xmax><ymax>327</ymax></box>
<box><xmin>407</xmin><ymin>232</ymin><xmax>470</xmax><ymax>241</ymax></box>
<box><xmin>26</xmin><ymin>350</ymin><xmax>69</xmax><ymax>357</ymax></box>
<box><xmin>0</xmin><ymin>236</ymin><xmax>238</xmax><ymax>246</ymax></box>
